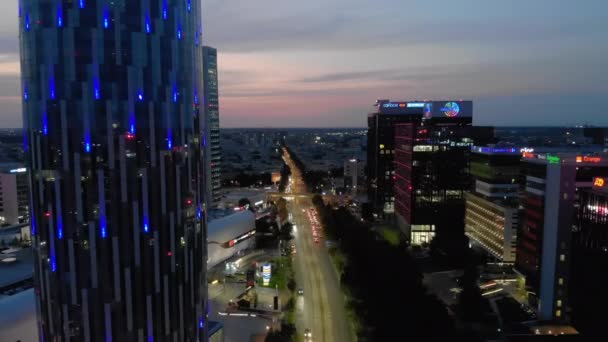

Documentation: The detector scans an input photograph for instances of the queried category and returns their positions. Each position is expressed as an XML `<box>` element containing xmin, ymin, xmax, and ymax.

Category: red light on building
<box><xmin>167</xmin><ymin>251</ymin><xmax>173</xmax><ymax>256</ymax></box>
<box><xmin>228</xmin><ymin>240</ymin><xmax>235</xmax><ymax>247</ymax></box>
<box><xmin>594</xmin><ymin>177</ymin><xmax>606</xmax><ymax>188</ymax></box>
<box><xmin>185</xmin><ymin>198</ymin><xmax>193</xmax><ymax>206</ymax></box>
<box><xmin>126</xmin><ymin>132</ymin><xmax>135</xmax><ymax>140</ymax></box>
<box><xmin>523</xmin><ymin>152</ymin><xmax>535</xmax><ymax>159</ymax></box>
<box><xmin>45</xmin><ymin>212</ymin><xmax>51</xmax><ymax>218</ymax></box>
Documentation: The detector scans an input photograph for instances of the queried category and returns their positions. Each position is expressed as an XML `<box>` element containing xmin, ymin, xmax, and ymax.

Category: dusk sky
<box><xmin>1</xmin><ymin>0</ymin><xmax>607</xmax><ymax>127</ymax></box>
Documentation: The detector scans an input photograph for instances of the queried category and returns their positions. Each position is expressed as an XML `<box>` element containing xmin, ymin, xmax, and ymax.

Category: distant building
<box><xmin>515</xmin><ymin>153</ymin><xmax>608</xmax><ymax>322</ymax></box>
<box><xmin>0</xmin><ymin>166</ymin><xmax>29</xmax><ymax>225</ymax></box>
<box><xmin>344</xmin><ymin>159</ymin><xmax>365</xmax><ymax>194</ymax></box>
<box><xmin>495</xmin><ymin>127</ymin><xmax>608</xmax><ymax>148</ymax></box>
<box><xmin>204</xmin><ymin>46</ymin><xmax>222</xmax><ymax>206</ymax></box>
<box><xmin>464</xmin><ymin>147</ymin><xmax>522</xmax><ymax>262</ymax></box>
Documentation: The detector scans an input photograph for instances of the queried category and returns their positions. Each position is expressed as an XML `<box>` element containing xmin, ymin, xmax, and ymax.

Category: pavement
<box><xmin>208</xmin><ymin>281</ymin><xmax>276</xmax><ymax>342</ymax></box>
<box><xmin>283</xmin><ymin>148</ymin><xmax>355</xmax><ymax>342</ymax></box>
<box><xmin>0</xmin><ymin>247</ymin><xmax>34</xmax><ymax>290</ymax></box>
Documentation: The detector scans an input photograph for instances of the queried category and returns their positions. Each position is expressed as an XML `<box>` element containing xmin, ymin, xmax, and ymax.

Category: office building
<box><xmin>569</xmin><ymin>177</ymin><xmax>608</xmax><ymax>336</ymax></box>
<box><xmin>0</xmin><ymin>165</ymin><xmax>30</xmax><ymax>225</ymax></box>
<box><xmin>19</xmin><ymin>1</ymin><xmax>208</xmax><ymax>340</ymax></box>
<box><xmin>367</xmin><ymin>101</ymin><xmax>423</xmax><ymax>216</ymax></box>
<box><xmin>515</xmin><ymin>153</ymin><xmax>608</xmax><ymax>322</ymax></box>
<box><xmin>390</xmin><ymin>100</ymin><xmax>495</xmax><ymax>245</ymax></box>
<box><xmin>464</xmin><ymin>147</ymin><xmax>522</xmax><ymax>262</ymax></box>
<box><xmin>578</xmin><ymin>177</ymin><xmax>608</xmax><ymax>245</ymax></box>
<box><xmin>203</xmin><ymin>46</ymin><xmax>222</xmax><ymax>206</ymax></box>
<box><xmin>344</xmin><ymin>158</ymin><xmax>365</xmax><ymax>194</ymax></box>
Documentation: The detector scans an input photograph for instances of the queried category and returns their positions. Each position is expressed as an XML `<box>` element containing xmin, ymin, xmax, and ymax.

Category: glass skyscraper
<box><xmin>19</xmin><ymin>1</ymin><xmax>208</xmax><ymax>341</ymax></box>
<box><xmin>202</xmin><ymin>46</ymin><xmax>221</xmax><ymax>206</ymax></box>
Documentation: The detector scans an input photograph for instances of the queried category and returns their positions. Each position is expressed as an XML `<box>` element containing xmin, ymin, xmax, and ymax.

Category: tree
<box><xmin>458</xmin><ymin>263</ymin><xmax>485</xmax><ymax>321</ymax></box>
<box><xmin>312</xmin><ymin>194</ymin><xmax>324</xmax><ymax>207</ymax></box>
<box><xmin>279</xmin><ymin>222</ymin><xmax>293</xmax><ymax>242</ymax></box>
<box><xmin>361</xmin><ymin>202</ymin><xmax>374</xmax><ymax>222</ymax></box>
<box><xmin>238</xmin><ymin>197</ymin><xmax>251</xmax><ymax>208</ymax></box>
<box><xmin>265</xmin><ymin>322</ymin><xmax>296</xmax><ymax>342</ymax></box>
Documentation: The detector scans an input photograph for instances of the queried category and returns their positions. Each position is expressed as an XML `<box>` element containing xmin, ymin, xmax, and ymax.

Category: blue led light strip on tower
<box><xmin>103</xmin><ymin>8</ymin><xmax>110</xmax><ymax>29</ymax></box>
<box><xmin>146</xmin><ymin>14</ymin><xmax>151</xmax><ymax>33</ymax></box>
<box><xmin>100</xmin><ymin>215</ymin><xmax>107</xmax><ymax>238</ymax></box>
<box><xmin>57</xmin><ymin>6</ymin><xmax>63</xmax><ymax>27</ymax></box>
<box><xmin>42</xmin><ymin>112</ymin><xmax>48</xmax><ymax>135</ymax></box>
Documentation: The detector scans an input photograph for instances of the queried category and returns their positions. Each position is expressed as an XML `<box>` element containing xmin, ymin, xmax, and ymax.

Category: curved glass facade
<box><xmin>19</xmin><ymin>1</ymin><xmax>208</xmax><ymax>340</ymax></box>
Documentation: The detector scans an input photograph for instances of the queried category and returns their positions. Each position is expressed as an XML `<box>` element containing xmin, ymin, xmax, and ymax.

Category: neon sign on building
<box><xmin>594</xmin><ymin>177</ymin><xmax>606</xmax><ymax>188</ymax></box>
<box><xmin>576</xmin><ymin>156</ymin><xmax>602</xmax><ymax>163</ymax></box>
<box><xmin>440</xmin><ymin>102</ymin><xmax>460</xmax><ymax>117</ymax></box>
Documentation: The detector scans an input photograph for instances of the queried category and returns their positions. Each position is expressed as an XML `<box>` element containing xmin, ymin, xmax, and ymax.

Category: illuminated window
<box><xmin>379</xmin><ymin>144</ymin><xmax>385</xmax><ymax>149</ymax></box>
<box><xmin>558</xmin><ymin>277</ymin><xmax>564</xmax><ymax>285</ymax></box>
<box><xmin>557</xmin><ymin>300</ymin><xmax>562</xmax><ymax>307</ymax></box>
<box><xmin>556</xmin><ymin>310</ymin><xmax>562</xmax><ymax>318</ymax></box>
<box><xmin>560</xmin><ymin>254</ymin><xmax>565</xmax><ymax>262</ymax></box>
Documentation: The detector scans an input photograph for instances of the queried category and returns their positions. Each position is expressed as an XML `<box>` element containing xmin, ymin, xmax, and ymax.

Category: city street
<box><xmin>283</xmin><ymin>149</ymin><xmax>355</xmax><ymax>342</ymax></box>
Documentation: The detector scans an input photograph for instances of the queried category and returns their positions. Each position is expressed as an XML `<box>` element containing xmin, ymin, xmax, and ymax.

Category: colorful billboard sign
<box><xmin>472</xmin><ymin>146</ymin><xmax>518</xmax><ymax>154</ymax></box>
<box><xmin>262</xmin><ymin>264</ymin><xmax>271</xmax><ymax>286</ymax></box>
<box><xmin>379</xmin><ymin>100</ymin><xmax>473</xmax><ymax>118</ymax></box>
<box><xmin>594</xmin><ymin>177</ymin><xmax>606</xmax><ymax>188</ymax></box>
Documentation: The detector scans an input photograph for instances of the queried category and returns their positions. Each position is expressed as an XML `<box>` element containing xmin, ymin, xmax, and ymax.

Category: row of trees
<box><xmin>311</xmin><ymin>195</ymin><xmax>481</xmax><ymax>340</ymax></box>
<box><xmin>278</xmin><ymin>163</ymin><xmax>291</xmax><ymax>193</ymax></box>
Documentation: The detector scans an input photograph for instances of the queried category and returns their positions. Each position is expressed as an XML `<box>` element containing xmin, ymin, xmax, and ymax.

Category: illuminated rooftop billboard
<box><xmin>378</xmin><ymin>100</ymin><xmax>473</xmax><ymax>118</ymax></box>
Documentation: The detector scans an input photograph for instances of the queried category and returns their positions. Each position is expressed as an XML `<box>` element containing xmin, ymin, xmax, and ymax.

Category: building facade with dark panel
<box><xmin>19</xmin><ymin>1</ymin><xmax>208</xmax><ymax>340</ymax></box>
<box><xmin>569</xmin><ymin>177</ymin><xmax>608</xmax><ymax>337</ymax></box>
<box><xmin>464</xmin><ymin>147</ymin><xmax>521</xmax><ymax>262</ymax></box>
<box><xmin>203</xmin><ymin>46</ymin><xmax>222</xmax><ymax>206</ymax></box>
<box><xmin>367</xmin><ymin>101</ymin><xmax>422</xmax><ymax>217</ymax></box>
<box><xmin>515</xmin><ymin>153</ymin><xmax>608</xmax><ymax>323</ymax></box>
<box><xmin>390</xmin><ymin>101</ymin><xmax>495</xmax><ymax>246</ymax></box>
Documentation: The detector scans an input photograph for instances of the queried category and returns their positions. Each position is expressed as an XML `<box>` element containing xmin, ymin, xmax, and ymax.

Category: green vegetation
<box><xmin>264</xmin><ymin>256</ymin><xmax>298</xmax><ymax>342</ymax></box>
<box><xmin>279</xmin><ymin>222</ymin><xmax>294</xmax><ymax>242</ymax></box>
<box><xmin>311</xmin><ymin>196</ymin><xmax>460</xmax><ymax>341</ymax></box>
<box><xmin>267</xmin><ymin>257</ymin><xmax>293</xmax><ymax>290</ymax></box>
<box><xmin>278</xmin><ymin>162</ymin><xmax>291</xmax><ymax>193</ymax></box>
<box><xmin>377</xmin><ymin>225</ymin><xmax>402</xmax><ymax>246</ymax></box>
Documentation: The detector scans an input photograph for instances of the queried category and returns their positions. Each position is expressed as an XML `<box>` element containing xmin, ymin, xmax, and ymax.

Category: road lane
<box><xmin>282</xmin><ymin>147</ymin><xmax>355</xmax><ymax>342</ymax></box>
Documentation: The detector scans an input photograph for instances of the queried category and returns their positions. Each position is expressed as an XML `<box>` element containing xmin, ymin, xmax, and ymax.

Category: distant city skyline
<box><xmin>0</xmin><ymin>0</ymin><xmax>607</xmax><ymax>128</ymax></box>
